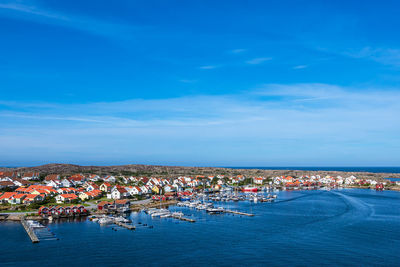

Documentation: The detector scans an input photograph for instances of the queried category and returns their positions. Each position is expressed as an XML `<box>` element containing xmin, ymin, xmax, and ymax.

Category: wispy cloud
<box><xmin>230</xmin><ymin>48</ymin><xmax>247</xmax><ymax>54</ymax></box>
<box><xmin>1</xmin><ymin>83</ymin><xmax>399</xmax><ymax>165</ymax></box>
<box><xmin>246</xmin><ymin>57</ymin><xmax>272</xmax><ymax>65</ymax></box>
<box><xmin>199</xmin><ymin>65</ymin><xmax>218</xmax><ymax>70</ymax></box>
<box><xmin>0</xmin><ymin>2</ymin><xmax>70</xmax><ymax>20</ymax></box>
<box><xmin>293</xmin><ymin>65</ymin><xmax>308</xmax><ymax>69</ymax></box>
<box><xmin>329</xmin><ymin>46</ymin><xmax>400</xmax><ymax>67</ymax></box>
<box><xmin>0</xmin><ymin>1</ymin><xmax>140</xmax><ymax>39</ymax></box>
<box><xmin>179</xmin><ymin>79</ymin><xmax>197</xmax><ymax>83</ymax></box>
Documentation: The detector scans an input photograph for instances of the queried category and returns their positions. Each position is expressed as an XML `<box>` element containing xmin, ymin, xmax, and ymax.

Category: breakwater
<box><xmin>21</xmin><ymin>218</ymin><xmax>39</xmax><ymax>243</ymax></box>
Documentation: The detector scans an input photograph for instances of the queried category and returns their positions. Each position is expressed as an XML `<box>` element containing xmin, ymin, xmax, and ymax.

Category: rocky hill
<box><xmin>0</xmin><ymin>163</ymin><xmax>398</xmax><ymax>180</ymax></box>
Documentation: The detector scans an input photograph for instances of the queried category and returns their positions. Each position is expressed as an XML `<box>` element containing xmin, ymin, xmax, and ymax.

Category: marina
<box><xmin>2</xmin><ymin>0</ymin><xmax>399</xmax><ymax>265</ymax></box>
<box><xmin>1</xmin><ymin>189</ymin><xmax>399</xmax><ymax>266</ymax></box>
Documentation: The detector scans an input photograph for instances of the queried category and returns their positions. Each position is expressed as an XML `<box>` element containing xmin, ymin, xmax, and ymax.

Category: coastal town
<box><xmin>0</xmin><ymin>170</ymin><xmax>397</xmax><ymax>215</ymax></box>
<box><xmin>1</xmin><ymin>167</ymin><xmax>397</xmax><ymax>244</ymax></box>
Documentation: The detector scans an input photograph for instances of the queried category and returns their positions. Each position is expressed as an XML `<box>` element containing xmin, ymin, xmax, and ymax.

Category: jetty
<box><xmin>223</xmin><ymin>210</ymin><xmax>254</xmax><ymax>217</ymax></box>
<box><xmin>21</xmin><ymin>218</ymin><xmax>39</xmax><ymax>243</ymax></box>
<box><xmin>130</xmin><ymin>200</ymin><xmax>178</xmax><ymax>212</ymax></box>
<box><xmin>114</xmin><ymin>221</ymin><xmax>135</xmax><ymax>230</ymax></box>
<box><xmin>171</xmin><ymin>214</ymin><xmax>196</xmax><ymax>222</ymax></box>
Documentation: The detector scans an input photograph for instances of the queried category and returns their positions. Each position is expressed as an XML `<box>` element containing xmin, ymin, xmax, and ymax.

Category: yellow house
<box><xmin>30</xmin><ymin>190</ymin><xmax>42</xmax><ymax>195</ymax></box>
<box><xmin>152</xmin><ymin>185</ymin><xmax>161</xmax><ymax>194</ymax></box>
<box><xmin>79</xmin><ymin>192</ymin><xmax>90</xmax><ymax>201</ymax></box>
<box><xmin>100</xmin><ymin>182</ymin><xmax>112</xmax><ymax>192</ymax></box>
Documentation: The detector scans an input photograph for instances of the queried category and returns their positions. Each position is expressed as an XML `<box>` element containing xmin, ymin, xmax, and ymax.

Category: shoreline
<box><xmin>1</xmin><ymin>188</ymin><xmax>399</xmax><ymax>222</ymax></box>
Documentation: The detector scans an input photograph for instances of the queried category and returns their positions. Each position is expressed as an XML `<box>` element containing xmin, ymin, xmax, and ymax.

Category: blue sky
<box><xmin>0</xmin><ymin>0</ymin><xmax>399</xmax><ymax>167</ymax></box>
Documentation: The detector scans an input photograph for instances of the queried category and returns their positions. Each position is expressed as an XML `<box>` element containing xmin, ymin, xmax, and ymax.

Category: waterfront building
<box><xmin>56</xmin><ymin>194</ymin><xmax>79</xmax><ymax>203</ymax></box>
<box><xmin>0</xmin><ymin>192</ymin><xmax>17</xmax><ymax>204</ymax></box>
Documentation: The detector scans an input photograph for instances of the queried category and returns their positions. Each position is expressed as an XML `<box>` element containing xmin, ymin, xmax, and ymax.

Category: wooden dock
<box><xmin>21</xmin><ymin>218</ymin><xmax>40</xmax><ymax>243</ymax></box>
<box><xmin>224</xmin><ymin>210</ymin><xmax>255</xmax><ymax>217</ymax></box>
<box><xmin>114</xmin><ymin>221</ymin><xmax>135</xmax><ymax>230</ymax></box>
<box><xmin>171</xmin><ymin>215</ymin><xmax>196</xmax><ymax>222</ymax></box>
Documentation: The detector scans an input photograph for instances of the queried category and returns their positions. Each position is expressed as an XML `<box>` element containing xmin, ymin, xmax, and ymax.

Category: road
<box><xmin>0</xmin><ymin>198</ymin><xmax>153</xmax><ymax>215</ymax></box>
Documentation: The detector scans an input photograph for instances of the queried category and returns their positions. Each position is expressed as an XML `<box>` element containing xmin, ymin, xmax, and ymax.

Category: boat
<box><xmin>151</xmin><ymin>209</ymin><xmax>171</xmax><ymax>217</ymax></box>
<box><xmin>171</xmin><ymin>212</ymin><xmax>184</xmax><ymax>217</ymax></box>
<box><xmin>206</xmin><ymin>207</ymin><xmax>224</xmax><ymax>214</ymax></box>
<box><xmin>145</xmin><ymin>208</ymin><xmax>158</xmax><ymax>215</ymax></box>
<box><xmin>242</xmin><ymin>186</ymin><xmax>258</xmax><ymax>192</ymax></box>
<box><xmin>188</xmin><ymin>201</ymin><xmax>200</xmax><ymax>208</ymax></box>
<box><xmin>98</xmin><ymin>217</ymin><xmax>113</xmax><ymax>225</ymax></box>
<box><xmin>115</xmin><ymin>216</ymin><xmax>131</xmax><ymax>223</ymax></box>
<box><xmin>27</xmin><ymin>220</ymin><xmax>45</xmax><ymax>228</ymax></box>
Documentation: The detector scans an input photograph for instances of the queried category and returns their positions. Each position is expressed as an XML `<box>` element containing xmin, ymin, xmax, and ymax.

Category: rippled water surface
<box><xmin>1</xmin><ymin>189</ymin><xmax>399</xmax><ymax>266</ymax></box>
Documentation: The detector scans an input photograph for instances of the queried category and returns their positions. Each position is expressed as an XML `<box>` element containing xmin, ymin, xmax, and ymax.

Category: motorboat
<box><xmin>145</xmin><ymin>208</ymin><xmax>159</xmax><ymax>215</ymax></box>
<box><xmin>27</xmin><ymin>220</ymin><xmax>45</xmax><ymax>228</ymax></box>
<box><xmin>151</xmin><ymin>209</ymin><xmax>171</xmax><ymax>217</ymax></box>
<box><xmin>171</xmin><ymin>212</ymin><xmax>184</xmax><ymax>217</ymax></box>
<box><xmin>206</xmin><ymin>207</ymin><xmax>224</xmax><ymax>214</ymax></box>
<box><xmin>98</xmin><ymin>217</ymin><xmax>113</xmax><ymax>225</ymax></box>
<box><xmin>242</xmin><ymin>186</ymin><xmax>258</xmax><ymax>192</ymax></box>
<box><xmin>115</xmin><ymin>216</ymin><xmax>131</xmax><ymax>223</ymax></box>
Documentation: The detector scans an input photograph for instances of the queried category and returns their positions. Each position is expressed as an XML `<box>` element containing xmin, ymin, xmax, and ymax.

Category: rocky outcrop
<box><xmin>1</xmin><ymin>163</ymin><xmax>398</xmax><ymax>180</ymax></box>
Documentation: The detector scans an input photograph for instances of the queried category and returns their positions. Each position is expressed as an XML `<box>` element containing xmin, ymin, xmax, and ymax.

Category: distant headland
<box><xmin>1</xmin><ymin>163</ymin><xmax>399</xmax><ymax>180</ymax></box>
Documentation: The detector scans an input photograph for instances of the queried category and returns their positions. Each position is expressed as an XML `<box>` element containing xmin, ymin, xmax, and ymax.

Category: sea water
<box><xmin>0</xmin><ymin>189</ymin><xmax>399</xmax><ymax>266</ymax></box>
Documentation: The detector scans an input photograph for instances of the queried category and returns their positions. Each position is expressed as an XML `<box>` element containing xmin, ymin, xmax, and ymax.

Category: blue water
<box><xmin>229</xmin><ymin>166</ymin><xmax>400</xmax><ymax>173</ymax></box>
<box><xmin>1</xmin><ymin>189</ymin><xmax>399</xmax><ymax>266</ymax></box>
<box><xmin>386</xmin><ymin>178</ymin><xmax>400</xmax><ymax>182</ymax></box>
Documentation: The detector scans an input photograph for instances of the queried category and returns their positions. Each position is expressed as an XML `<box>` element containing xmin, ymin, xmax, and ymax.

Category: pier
<box><xmin>21</xmin><ymin>218</ymin><xmax>39</xmax><ymax>243</ymax></box>
<box><xmin>114</xmin><ymin>221</ymin><xmax>135</xmax><ymax>230</ymax></box>
<box><xmin>171</xmin><ymin>214</ymin><xmax>196</xmax><ymax>222</ymax></box>
<box><xmin>223</xmin><ymin>210</ymin><xmax>255</xmax><ymax>217</ymax></box>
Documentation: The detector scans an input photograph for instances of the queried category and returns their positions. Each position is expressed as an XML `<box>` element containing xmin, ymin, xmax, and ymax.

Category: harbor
<box><xmin>1</xmin><ymin>189</ymin><xmax>399</xmax><ymax>266</ymax></box>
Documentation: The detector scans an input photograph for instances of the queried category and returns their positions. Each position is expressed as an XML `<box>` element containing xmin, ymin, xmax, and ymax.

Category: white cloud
<box><xmin>230</xmin><ymin>49</ymin><xmax>247</xmax><ymax>54</ymax></box>
<box><xmin>246</xmin><ymin>57</ymin><xmax>272</xmax><ymax>65</ymax></box>
<box><xmin>293</xmin><ymin>65</ymin><xmax>308</xmax><ymax>69</ymax></box>
<box><xmin>343</xmin><ymin>47</ymin><xmax>400</xmax><ymax>67</ymax></box>
<box><xmin>0</xmin><ymin>2</ymin><xmax>68</xmax><ymax>20</ymax></box>
<box><xmin>199</xmin><ymin>65</ymin><xmax>218</xmax><ymax>70</ymax></box>
<box><xmin>1</xmin><ymin>83</ymin><xmax>399</xmax><ymax>165</ymax></box>
<box><xmin>179</xmin><ymin>79</ymin><xmax>197</xmax><ymax>83</ymax></box>
<box><xmin>0</xmin><ymin>1</ymin><xmax>139</xmax><ymax>39</ymax></box>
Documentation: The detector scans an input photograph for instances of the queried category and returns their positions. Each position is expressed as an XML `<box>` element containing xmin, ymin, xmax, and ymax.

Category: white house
<box><xmin>140</xmin><ymin>185</ymin><xmax>149</xmax><ymax>194</ymax></box>
<box><xmin>88</xmin><ymin>175</ymin><xmax>101</xmax><ymax>182</ymax></box>
<box><xmin>0</xmin><ymin>177</ymin><xmax>13</xmax><ymax>182</ymax></box>
<box><xmin>129</xmin><ymin>176</ymin><xmax>138</xmax><ymax>183</ymax></box>
<box><xmin>253</xmin><ymin>177</ymin><xmax>264</xmax><ymax>185</ymax></box>
<box><xmin>104</xmin><ymin>176</ymin><xmax>116</xmax><ymax>183</ymax></box>
<box><xmin>22</xmin><ymin>172</ymin><xmax>39</xmax><ymax>180</ymax></box>
<box><xmin>61</xmin><ymin>179</ymin><xmax>73</xmax><ymax>188</ymax></box>
<box><xmin>128</xmin><ymin>186</ymin><xmax>142</xmax><ymax>196</ymax></box>
<box><xmin>163</xmin><ymin>185</ymin><xmax>175</xmax><ymax>192</ymax></box>
<box><xmin>108</xmin><ymin>186</ymin><xmax>129</xmax><ymax>200</ymax></box>
<box><xmin>46</xmin><ymin>180</ymin><xmax>61</xmax><ymax>188</ymax></box>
